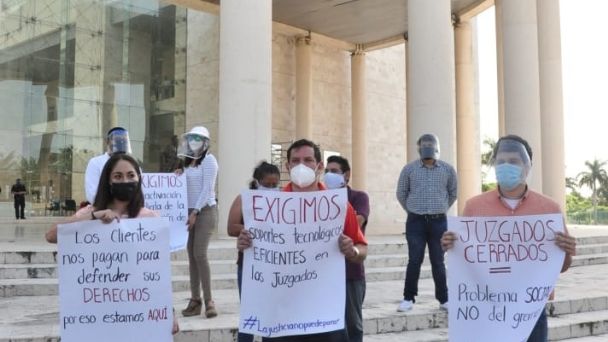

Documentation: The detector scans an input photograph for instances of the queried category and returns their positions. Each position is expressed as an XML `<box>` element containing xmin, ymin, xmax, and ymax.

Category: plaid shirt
<box><xmin>396</xmin><ymin>159</ymin><xmax>457</xmax><ymax>215</ymax></box>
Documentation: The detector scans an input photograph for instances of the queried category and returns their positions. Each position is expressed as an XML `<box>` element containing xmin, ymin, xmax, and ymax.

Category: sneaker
<box><xmin>440</xmin><ymin>302</ymin><xmax>449</xmax><ymax>311</ymax></box>
<box><xmin>205</xmin><ymin>300</ymin><xmax>218</xmax><ymax>318</ymax></box>
<box><xmin>181</xmin><ymin>298</ymin><xmax>202</xmax><ymax>317</ymax></box>
<box><xmin>397</xmin><ymin>299</ymin><xmax>413</xmax><ymax>312</ymax></box>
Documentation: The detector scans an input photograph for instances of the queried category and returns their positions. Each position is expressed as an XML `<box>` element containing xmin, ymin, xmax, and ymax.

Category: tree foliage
<box><xmin>577</xmin><ymin>159</ymin><xmax>608</xmax><ymax>223</ymax></box>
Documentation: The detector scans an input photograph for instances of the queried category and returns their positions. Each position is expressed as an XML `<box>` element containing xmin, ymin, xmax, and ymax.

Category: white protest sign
<box><xmin>240</xmin><ymin>189</ymin><xmax>348</xmax><ymax>338</ymax></box>
<box><xmin>57</xmin><ymin>217</ymin><xmax>173</xmax><ymax>342</ymax></box>
<box><xmin>447</xmin><ymin>214</ymin><xmax>565</xmax><ymax>342</ymax></box>
<box><xmin>141</xmin><ymin>173</ymin><xmax>188</xmax><ymax>251</ymax></box>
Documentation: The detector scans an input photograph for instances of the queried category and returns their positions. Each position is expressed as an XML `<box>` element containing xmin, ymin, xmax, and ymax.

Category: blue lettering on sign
<box><xmin>242</xmin><ymin>316</ymin><xmax>341</xmax><ymax>337</ymax></box>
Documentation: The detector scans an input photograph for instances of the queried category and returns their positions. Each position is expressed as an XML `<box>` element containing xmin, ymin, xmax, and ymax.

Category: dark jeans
<box><xmin>237</xmin><ymin>263</ymin><xmax>254</xmax><ymax>342</ymax></box>
<box><xmin>527</xmin><ymin>309</ymin><xmax>548</xmax><ymax>342</ymax></box>
<box><xmin>403</xmin><ymin>213</ymin><xmax>448</xmax><ymax>304</ymax></box>
<box><xmin>345</xmin><ymin>279</ymin><xmax>365</xmax><ymax>342</ymax></box>
<box><xmin>262</xmin><ymin>330</ymin><xmax>346</xmax><ymax>342</ymax></box>
<box><xmin>14</xmin><ymin>198</ymin><xmax>25</xmax><ymax>219</ymax></box>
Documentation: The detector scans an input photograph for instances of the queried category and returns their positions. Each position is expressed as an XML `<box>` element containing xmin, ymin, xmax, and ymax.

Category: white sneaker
<box><xmin>440</xmin><ymin>302</ymin><xmax>449</xmax><ymax>311</ymax></box>
<box><xmin>397</xmin><ymin>300</ymin><xmax>413</xmax><ymax>312</ymax></box>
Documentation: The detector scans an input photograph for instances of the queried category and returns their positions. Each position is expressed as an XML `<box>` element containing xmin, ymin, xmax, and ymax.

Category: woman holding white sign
<box><xmin>228</xmin><ymin>161</ymin><xmax>281</xmax><ymax>342</ymax></box>
<box><xmin>46</xmin><ymin>153</ymin><xmax>180</xmax><ymax>335</ymax></box>
<box><xmin>175</xmin><ymin>126</ymin><xmax>219</xmax><ymax>319</ymax></box>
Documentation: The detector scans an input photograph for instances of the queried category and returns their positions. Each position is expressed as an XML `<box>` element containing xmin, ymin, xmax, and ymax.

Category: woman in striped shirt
<box><xmin>176</xmin><ymin>126</ymin><xmax>219</xmax><ymax>319</ymax></box>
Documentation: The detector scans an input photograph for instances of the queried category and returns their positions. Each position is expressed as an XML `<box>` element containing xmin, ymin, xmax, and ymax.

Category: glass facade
<box><xmin>0</xmin><ymin>0</ymin><xmax>188</xmax><ymax>214</ymax></box>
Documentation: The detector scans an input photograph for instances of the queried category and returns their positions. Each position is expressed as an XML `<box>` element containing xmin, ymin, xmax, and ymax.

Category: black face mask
<box><xmin>110</xmin><ymin>182</ymin><xmax>139</xmax><ymax>201</ymax></box>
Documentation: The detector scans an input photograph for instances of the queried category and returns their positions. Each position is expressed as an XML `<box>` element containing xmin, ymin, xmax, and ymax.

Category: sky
<box><xmin>476</xmin><ymin>0</ymin><xmax>608</xmax><ymax>181</ymax></box>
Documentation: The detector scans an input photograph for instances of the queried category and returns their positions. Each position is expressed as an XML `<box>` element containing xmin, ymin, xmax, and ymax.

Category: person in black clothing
<box><xmin>10</xmin><ymin>178</ymin><xmax>26</xmax><ymax>219</ymax></box>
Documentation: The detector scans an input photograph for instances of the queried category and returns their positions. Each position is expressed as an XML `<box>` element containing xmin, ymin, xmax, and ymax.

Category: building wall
<box><xmin>366</xmin><ymin>45</ymin><xmax>408</xmax><ymax>234</ymax></box>
<box><xmin>268</xmin><ymin>35</ymin><xmax>408</xmax><ymax>234</ymax></box>
<box><xmin>1</xmin><ymin>2</ymin><xmax>409</xmax><ymax>233</ymax></box>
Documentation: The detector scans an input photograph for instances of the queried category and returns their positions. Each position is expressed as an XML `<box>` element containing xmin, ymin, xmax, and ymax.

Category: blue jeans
<box><xmin>345</xmin><ymin>279</ymin><xmax>366</xmax><ymax>342</ymax></box>
<box><xmin>237</xmin><ymin>263</ymin><xmax>254</xmax><ymax>342</ymax></box>
<box><xmin>403</xmin><ymin>213</ymin><xmax>448</xmax><ymax>304</ymax></box>
<box><xmin>527</xmin><ymin>309</ymin><xmax>548</xmax><ymax>342</ymax></box>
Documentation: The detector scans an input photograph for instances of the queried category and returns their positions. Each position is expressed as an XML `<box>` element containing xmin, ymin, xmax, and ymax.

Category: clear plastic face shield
<box><xmin>491</xmin><ymin>139</ymin><xmax>532</xmax><ymax>191</ymax></box>
<box><xmin>177</xmin><ymin>133</ymin><xmax>209</xmax><ymax>160</ymax></box>
<box><xmin>107</xmin><ymin>129</ymin><xmax>132</xmax><ymax>154</ymax></box>
<box><xmin>417</xmin><ymin>134</ymin><xmax>440</xmax><ymax>160</ymax></box>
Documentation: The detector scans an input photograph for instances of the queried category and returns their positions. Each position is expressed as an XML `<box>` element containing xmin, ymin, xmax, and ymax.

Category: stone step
<box><xmin>1</xmin><ymin>290</ymin><xmax>606</xmax><ymax>342</ymax></box>
<box><xmin>363</xmin><ymin>327</ymin><xmax>608</xmax><ymax>342</ymax></box>
<box><xmin>2</xmin><ymin>235</ymin><xmax>606</xmax><ymax>265</ymax></box>
<box><xmin>2</xmin><ymin>260</ymin><xmax>607</xmax><ymax>342</ymax></box>
<box><xmin>0</xmin><ymin>251</ymin><xmax>605</xmax><ymax>296</ymax></box>
<box><xmin>576</xmin><ymin>243</ymin><xmax>608</xmax><ymax>256</ymax></box>
<box><xmin>0</xmin><ymin>253</ymin><xmax>408</xmax><ymax>280</ymax></box>
<box><xmin>0</xmin><ymin>251</ymin><xmax>603</xmax><ymax>283</ymax></box>
<box><xmin>0</xmin><ymin>265</ymin><xmax>429</xmax><ymax>297</ymax></box>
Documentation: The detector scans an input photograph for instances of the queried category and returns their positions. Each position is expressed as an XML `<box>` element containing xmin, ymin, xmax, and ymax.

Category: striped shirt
<box><xmin>396</xmin><ymin>159</ymin><xmax>457</xmax><ymax>215</ymax></box>
<box><xmin>185</xmin><ymin>153</ymin><xmax>218</xmax><ymax>209</ymax></box>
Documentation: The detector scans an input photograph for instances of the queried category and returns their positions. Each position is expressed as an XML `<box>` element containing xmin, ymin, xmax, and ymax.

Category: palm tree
<box><xmin>577</xmin><ymin>159</ymin><xmax>608</xmax><ymax>224</ymax></box>
<box><xmin>481</xmin><ymin>137</ymin><xmax>497</xmax><ymax>167</ymax></box>
<box><xmin>480</xmin><ymin>137</ymin><xmax>497</xmax><ymax>190</ymax></box>
<box><xmin>566</xmin><ymin>176</ymin><xmax>580</xmax><ymax>196</ymax></box>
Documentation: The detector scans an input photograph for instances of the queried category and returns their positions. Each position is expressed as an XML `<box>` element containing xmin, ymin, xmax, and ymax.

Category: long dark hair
<box><xmin>249</xmin><ymin>161</ymin><xmax>280</xmax><ymax>189</ymax></box>
<box><xmin>93</xmin><ymin>154</ymin><xmax>144</xmax><ymax>218</ymax></box>
<box><xmin>183</xmin><ymin>153</ymin><xmax>205</xmax><ymax>168</ymax></box>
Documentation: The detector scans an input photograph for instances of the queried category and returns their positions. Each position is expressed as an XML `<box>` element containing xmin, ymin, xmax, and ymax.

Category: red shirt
<box><xmin>283</xmin><ymin>182</ymin><xmax>367</xmax><ymax>245</ymax></box>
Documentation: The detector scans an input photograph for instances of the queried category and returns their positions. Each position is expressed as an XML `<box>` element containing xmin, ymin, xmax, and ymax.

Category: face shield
<box><xmin>177</xmin><ymin>131</ymin><xmax>210</xmax><ymax>160</ymax></box>
<box><xmin>417</xmin><ymin>134</ymin><xmax>440</xmax><ymax>160</ymax></box>
<box><xmin>491</xmin><ymin>138</ymin><xmax>532</xmax><ymax>191</ymax></box>
<box><xmin>107</xmin><ymin>128</ymin><xmax>132</xmax><ymax>154</ymax></box>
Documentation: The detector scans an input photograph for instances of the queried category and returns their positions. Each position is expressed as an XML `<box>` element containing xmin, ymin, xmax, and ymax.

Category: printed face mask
<box><xmin>110</xmin><ymin>182</ymin><xmax>139</xmax><ymax>201</ymax></box>
<box><xmin>289</xmin><ymin>163</ymin><xmax>317</xmax><ymax>188</ymax></box>
<box><xmin>324</xmin><ymin>172</ymin><xmax>345</xmax><ymax>189</ymax></box>
<box><xmin>495</xmin><ymin>163</ymin><xmax>524</xmax><ymax>191</ymax></box>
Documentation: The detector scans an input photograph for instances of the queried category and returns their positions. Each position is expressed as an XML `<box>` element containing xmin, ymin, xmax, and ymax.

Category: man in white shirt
<box><xmin>84</xmin><ymin>127</ymin><xmax>132</xmax><ymax>203</ymax></box>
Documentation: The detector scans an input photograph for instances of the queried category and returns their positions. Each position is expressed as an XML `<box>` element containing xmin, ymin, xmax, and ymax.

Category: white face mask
<box><xmin>189</xmin><ymin>140</ymin><xmax>204</xmax><ymax>151</ymax></box>
<box><xmin>289</xmin><ymin>164</ymin><xmax>317</xmax><ymax>188</ymax></box>
<box><xmin>324</xmin><ymin>172</ymin><xmax>345</xmax><ymax>189</ymax></box>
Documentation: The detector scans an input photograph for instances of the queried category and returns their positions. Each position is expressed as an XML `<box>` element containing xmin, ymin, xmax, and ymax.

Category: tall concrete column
<box><xmin>407</xmin><ymin>0</ymin><xmax>456</xmax><ymax>166</ymax></box>
<box><xmin>494</xmin><ymin>0</ymin><xmax>506</xmax><ymax>136</ymax></box>
<box><xmin>295</xmin><ymin>36</ymin><xmax>313</xmax><ymax>139</ymax></box>
<box><xmin>404</xmin><ymin>38</ymin><xmax>409</xmax><ymax>160</ymax></box>
<box><xmin>218</xmin><ymin>0</ymin><xmax>272</xmax><ymax>233</ymax></box>
<box><xmin>537</xmin><ymin>0</ymin><xmax>566</xmax><ymax>209</ymax></box>
<box><xmin>496</xmin><ymin>0</ymin><xmax>543</xmax><ymax>191</ymax></box>
<box><xmin>351</xmin><ymin>47</ymin><xmax>367</xmax><ymax>190</ymax></box>
<box><xmin>455</xmin><ymin>20</ymin><xmax>481</xmax><ymax>213</ymax></box>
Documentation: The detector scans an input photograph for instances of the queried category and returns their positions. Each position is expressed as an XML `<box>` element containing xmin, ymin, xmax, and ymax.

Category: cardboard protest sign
<box><xmin>141</xmin><ymin>173</ymin><xmax>188</xmax><ymax>251</ymax></box>
<box><xmin>239</xmin><ymin>189</ymin><xmax>348</xmax><ymax>338</ymax></box>
<box><xmin>57</xmin><ymin>217</ymin><xmax>173</xmax><ymax>342</ymax></box>
<box><xmin>447</xmin><ymin>214</ymin><xmax>565</xmax><ymax>341</ymax></box>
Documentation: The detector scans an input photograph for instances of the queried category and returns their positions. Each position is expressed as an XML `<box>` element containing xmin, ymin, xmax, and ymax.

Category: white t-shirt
<box><xmin>84</xmin><ymin>153</ymin><xmax>110</xmax><ymax>203</ymax></box>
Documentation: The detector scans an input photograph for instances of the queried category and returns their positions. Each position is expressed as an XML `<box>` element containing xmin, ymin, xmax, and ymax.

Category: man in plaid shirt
<box><xmin>396</xmin><ymin>133</ymin><xmax>457</xmax><ymax>312</ymax></box>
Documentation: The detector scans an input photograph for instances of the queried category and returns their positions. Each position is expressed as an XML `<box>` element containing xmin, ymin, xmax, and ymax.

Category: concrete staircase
<box><xmin>1</xmin><ymin>222</ymin><xmax>608</xmax><ymax>341</ymax></box>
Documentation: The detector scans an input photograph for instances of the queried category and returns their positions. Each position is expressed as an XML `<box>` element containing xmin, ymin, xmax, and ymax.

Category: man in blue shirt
<box><xmin>396</xmin><ymin>134</ymin><xmax>457</xmax><ymax>312</ymax></box>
